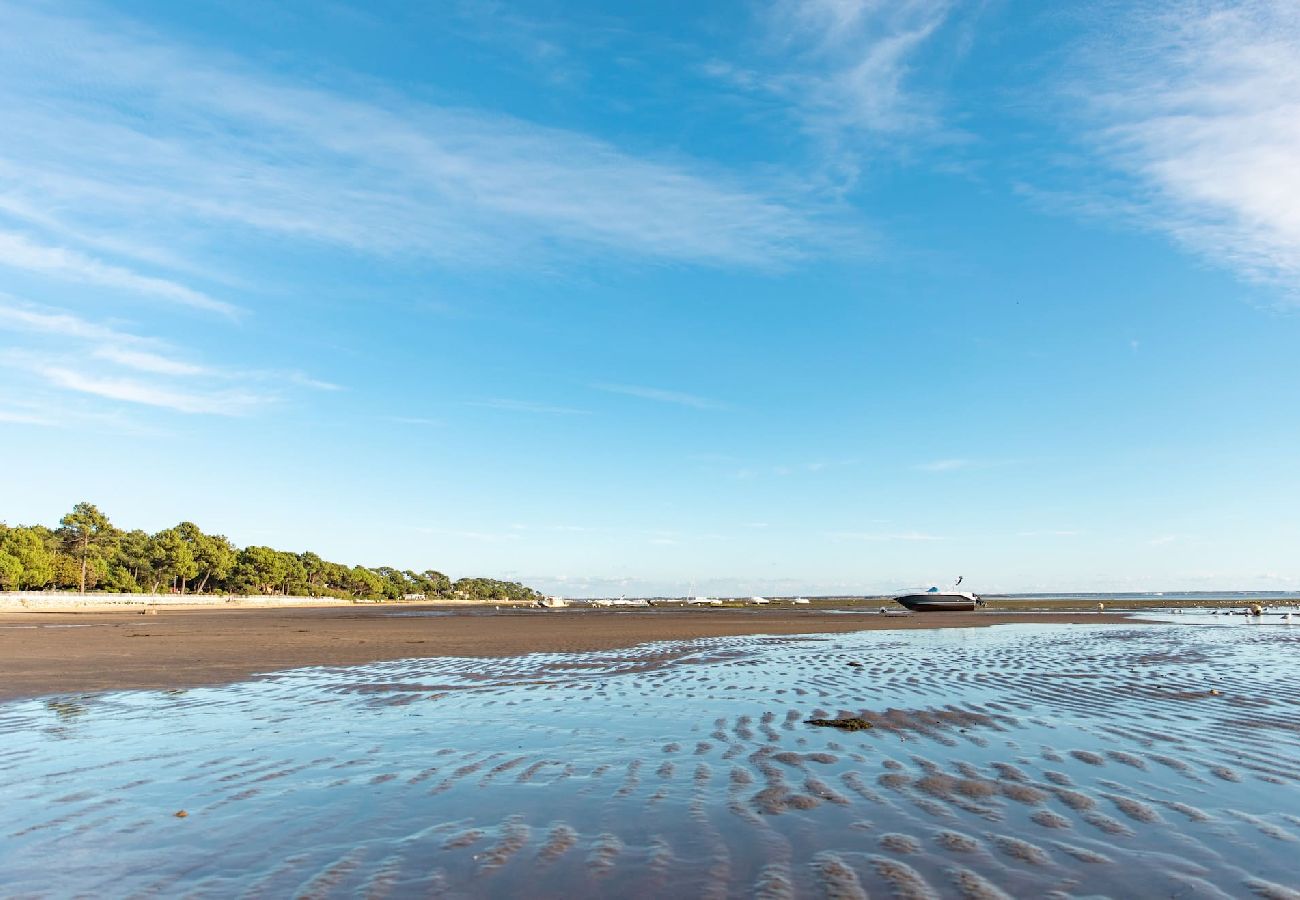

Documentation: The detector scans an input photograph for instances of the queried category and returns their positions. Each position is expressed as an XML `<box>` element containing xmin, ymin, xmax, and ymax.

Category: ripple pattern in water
<box><xmin>2</xmin><ymin>623</ymin><xmax>1299</xmax><ymax>897</ymax></box>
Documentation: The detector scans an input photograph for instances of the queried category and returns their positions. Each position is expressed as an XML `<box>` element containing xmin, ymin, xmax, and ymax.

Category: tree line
<box><xmin>0</xmin><ymin>502</ymin><xmax>543</xmax><ymax>603</ymax></box>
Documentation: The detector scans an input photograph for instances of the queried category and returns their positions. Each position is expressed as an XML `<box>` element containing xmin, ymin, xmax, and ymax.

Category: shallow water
<box><xmin>3</xmin><ymin>623</ymin><xmax>1299</xmax><ymax>898</ymax></box>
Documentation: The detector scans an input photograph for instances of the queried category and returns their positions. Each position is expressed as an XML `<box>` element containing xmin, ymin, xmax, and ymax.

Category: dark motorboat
<box><xmin>893</xmin><ymin>579</ymin><xmax>984</xmax><ymax>612</ymax></box>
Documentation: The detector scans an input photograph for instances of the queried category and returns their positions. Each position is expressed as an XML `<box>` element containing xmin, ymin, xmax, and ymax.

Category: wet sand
<box><xmin>0</xmin><ymin>605</ymin><xmax>1135</xmax><ymax>701</ymax></box>
<box><xmin>2</xmin><ymin>619</ymin><xmax>1297</xmax><ymax>897</ymax></box>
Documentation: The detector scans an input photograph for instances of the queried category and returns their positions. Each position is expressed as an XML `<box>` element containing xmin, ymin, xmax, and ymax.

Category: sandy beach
<box><xmin>3</xmin><ymin>614</ymin><xmax>1297</xmax><ymax>898</ymax></box>
<box><xmin>0</xmin><ymin>605</ymin><xmax>1135</xmax><ymax>701</ymax></box>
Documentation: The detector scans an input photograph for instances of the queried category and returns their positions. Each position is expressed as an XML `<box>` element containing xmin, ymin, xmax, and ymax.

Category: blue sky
<box><xmin>2</xmin><ymin>0</ymin><xmax>1299</xmax><ymax>596</ymax></box>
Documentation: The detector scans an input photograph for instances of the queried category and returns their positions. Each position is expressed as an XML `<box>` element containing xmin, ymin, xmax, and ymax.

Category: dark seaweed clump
<box><xmin>805</xmin><ymin>717</ymin><xmax>874</xmax><ymax>731</ymax></box>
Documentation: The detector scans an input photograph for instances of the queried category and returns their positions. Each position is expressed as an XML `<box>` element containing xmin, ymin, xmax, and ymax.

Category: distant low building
<box><xmin>402</xmin><ymin>592</ymin><xmax>426</xmax><ymax>601</ymax></box>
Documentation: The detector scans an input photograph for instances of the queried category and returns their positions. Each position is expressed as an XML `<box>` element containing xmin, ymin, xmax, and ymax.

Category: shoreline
<box><xmin>3</xmin><ymin>592</ymin><xmax>1289</xmax><ymax>616</ymax></box>
<box><xmin>0</xmin><ymin>605</ymin><xmax>1141</xmax><ymax>702</ymax></box>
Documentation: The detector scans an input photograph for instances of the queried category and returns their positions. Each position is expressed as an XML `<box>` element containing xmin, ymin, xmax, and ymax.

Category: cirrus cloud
<box><xmin>1078</xmin><ymin>0</ymin><xmax>1300</xmax><ymax>293</ymax></box>
<box><xmin>0</xmin><ymin>0</ymin><xmax>846</xmax><ymax>278</ymax></box>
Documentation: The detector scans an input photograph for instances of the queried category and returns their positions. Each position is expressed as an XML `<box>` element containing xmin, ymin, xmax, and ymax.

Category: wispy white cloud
<box><xmin>281</xmin><ymin>372</ymin><xmax>343</xmax><ymax>392</ymax></box>
<box><xmin>707</xmin><ymin>0</ymin><xmax>957</xmax><ymax>185</ymax></box>
<box><xmin>88</xmin><ymin>344</ymin><xmax>339</xmax><ymax>389</ymax></box>
<box><xmin>0</xmin><ymin>392</ymin><xmax>159</xmax><ymax>433</ymax></box>
<box><xmin>768</xmin><ymin>0</ymin><xmax>952</xmax><ymax>133</ymax></box>
<box><xmin>91</xmin><ymin>346</ymin><xmax>209</xmax><ymax>377</ymax></box>
<box><xmin>0</xmin><ymin>299</ymin><xmax>146</xmax><ymax>345</ymax></box>
<box><xmin>592</xmin><ymin>382</ymin><xmax>725</xmax><ymax>410</ymax></box>
<box><xmin>0</xmin><ymin>0</ymin><xmax>839</xmax><ymax>274</ymax></box>
<box><xmin>0</xmin><ymin>230</ymin><xmax>237</xmax><ymax>317</ymax></box>
<box><xmin>1075</xmin><ymin>0</ymin><xmax>1300</xmax><ymax>292</ymax></box>
<box><xmin>0</xmin><ymin>192</ymin><xmax>213</xmax><ymax>278</ymax></box>
<box><xmin>0</xmin><ymin>298</ymin><xmax>332</xmax><ymax>416</ymax></box>
<box><xmin>443</xmin><ymin>1</ymin><xmax>582</xmax><ymax>84</ymax></box>
<box><xmin>35</xmin><ymin>366</ymin><xmax>263</xmax><ymax>415</ymax></box>
<box><xmin>0</xmin><ymin>408</ymin><xmax>55</xmax><ymax>426</ymax></box>
<box><xmin>470</xmin><ymin>398</ymin><xmax>592</xmax><ymax>415</ymax></box>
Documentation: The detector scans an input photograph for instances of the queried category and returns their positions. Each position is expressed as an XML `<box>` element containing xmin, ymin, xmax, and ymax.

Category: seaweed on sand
<box><xmin>805</xmin><ymin>717</ymin><xmax>874</xmax><ymax>731</ymax></box>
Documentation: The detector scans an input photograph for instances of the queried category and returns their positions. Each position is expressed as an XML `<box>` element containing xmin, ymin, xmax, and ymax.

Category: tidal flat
<box><xmin>2</xmin><ymin>620</ymin><xmax>1298</xmax><ymax>897</ymax></box>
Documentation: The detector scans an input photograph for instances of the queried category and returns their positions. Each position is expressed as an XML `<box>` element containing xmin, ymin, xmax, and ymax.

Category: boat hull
<box><xmin>892</xmin><ymin>593</ymin><xmax>978</xmax><ymax>612</ymax></box>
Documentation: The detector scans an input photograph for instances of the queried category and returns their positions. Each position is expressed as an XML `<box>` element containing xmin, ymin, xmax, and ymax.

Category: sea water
<box><xmin>1</xmin><ymin>621</ymin><xmax>1297</xmax><ymax>897</ymax></box>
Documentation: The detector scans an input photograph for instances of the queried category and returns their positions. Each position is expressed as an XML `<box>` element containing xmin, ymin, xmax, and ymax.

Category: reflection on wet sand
<box><xmin>2</xmin><ymin>622</ymin><xmax>1299</xmax><ymax>897</ymax></box>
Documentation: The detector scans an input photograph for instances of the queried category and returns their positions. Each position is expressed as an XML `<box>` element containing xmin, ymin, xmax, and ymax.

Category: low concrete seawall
<box><xmin>0</xmin><ymin>592</ymin><xmax>535</xmax><ymax>613</ymax></box>
<box><xmin>0</xmin><ymin>592</ymin><xmax>353</xmax><ymax>612</ymax></box>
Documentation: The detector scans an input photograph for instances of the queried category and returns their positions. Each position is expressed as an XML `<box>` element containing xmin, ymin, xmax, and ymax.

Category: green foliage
<box><xmin>51</xmin><ymin>552</ymin><xmax>85</xmax><ymax>591</ymax></box>
<box><xmin>151</xmin><ymin>528</ymin><xmax>199</xmax><ymax>593</ymax></box>
<box><xmin>421</xmin><ymin>569</ymin><xmax>452</xmax><ymax>594</ymax></box>
<box><xmin>231</xmin><ymin>546</ymin><xmax>287</xmax><ymax>595</ymax></box>
<box><xmin>99</xmin><ymin>564</ymin><xmax>145</xmax><ymax>593</ymax></box>
<box><xmin>4</xmin><ymin>502</ymin><xmax>543</xmax><ymax>603</ymax></box>
<box><xmin>0</xmin><ymin>526</ymin><xmax>55</xmax><ymax>589</ymax></box>
<box><xmin>452</xmin><ymin>577</ymin><xmax>542</xmax><ymax>604</ymax></box>
<box><xmin>277</xmin><ymin>551</ymin><xmax>307</xmax><ymax>595</ymax></box>
<box><xmin>110</xmin><ymin>529</ymin><xmax>155</xmax><ymax>593</ymax></box>
<box><xmin>0</xmin><ymin>550</ymin><xmax>21</xmax><ymax>590</ymax></box>
<box><xmin>346</xmin><ymin>565</ymin><xmax>385</xmax><ymax>598</ymax></box>
<box><xmin>321</xmin><ymin>561</ymin><xmax>351</xmax><ymax>594</ymax></box>
<box><xmin>299</xmin><ymin>551</ymin><xmax>326</xmax><ymax>592</ymax></box>
<box><xmin>57</xmin><ymin>501</ymin><xmax>113</xmax><ymax>593</ymax></box>
<box><xmin>177</xmin><ymin>522</ymin><xmax>235</xmax><ymax>593</ymax></box>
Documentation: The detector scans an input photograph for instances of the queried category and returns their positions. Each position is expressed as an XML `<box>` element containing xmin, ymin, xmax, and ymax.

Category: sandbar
<box><xmin>0</xmin><ymin>605</ymin><xmax>1137</xmax><ymax>701</ymax></box>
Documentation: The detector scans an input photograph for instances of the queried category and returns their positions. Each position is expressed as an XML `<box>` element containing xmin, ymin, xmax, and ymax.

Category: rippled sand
<box><xmin>2</xmin><ymin>622</ymin><xmax>1299</xmax><ymax>897</ymax></box>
